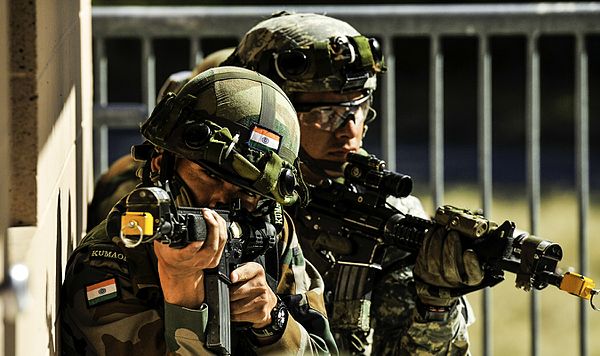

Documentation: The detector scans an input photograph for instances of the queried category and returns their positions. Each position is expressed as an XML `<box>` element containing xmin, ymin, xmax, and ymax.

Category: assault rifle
<box><xmin>298</xmin><ymin>153</ymin><xmax>598</xmax><ymax>309</ymax></box>
<box><xmin>118</xmin><ymin>186</ymin><xmax>278</xmax><ymax>355</ymax></box>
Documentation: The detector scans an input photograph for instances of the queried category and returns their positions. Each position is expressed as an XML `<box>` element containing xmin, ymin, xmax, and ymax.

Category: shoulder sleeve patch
<box><xmin>85</xmin><ymin>277</ymin><xmax>120</xmax><ymax>307</ymax></box>
<box><xmin>89</xmin><ymin>247</ymin><xmax>128</xmax><ymax>263</ymax></box>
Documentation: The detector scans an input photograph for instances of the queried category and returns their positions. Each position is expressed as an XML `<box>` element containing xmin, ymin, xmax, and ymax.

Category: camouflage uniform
<box><xmin>292</xmin><ymin>162</ymin><xmax>474</xmax><ymax>356</ymax></box>
<box><xmin>225</xmin><ymin>13</ymin><xmax>476</xmax><ymax>355</ymax></box>
<box><xmin>63</xmin><ymin>67</ymin><xmax>338</xmax><ymax>355</ymax></box>
<box><xmin>62</xmin><ymin>199</ymin><xmax>337</xmax><ymax>355</ymax></box>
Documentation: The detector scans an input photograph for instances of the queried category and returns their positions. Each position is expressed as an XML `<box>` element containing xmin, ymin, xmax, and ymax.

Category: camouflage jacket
<box><xmin>61</xmin><ymin>208</ymin><xmax>338</xmax><ymax>355</ymax></box>
<box><xmin>291</xmin><ymin>184</ymin><xmax>475</xmax><ymax>356</ymax></box>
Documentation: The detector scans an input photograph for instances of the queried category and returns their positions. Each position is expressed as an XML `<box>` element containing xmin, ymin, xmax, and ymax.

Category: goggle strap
<box><xmin>231</xmin><ymin>152</ymin><xmax>261</xmax><ymax>181</ymax></box>
<box><xmin>200</xmin><ymin>136</ymin><xmax>279</xmax><ymax>198</ymax></box>
<box><xmin>352</xmin><ymin>36</ymin><xmax>375</xmax><ymax>68</ymax></box>
<box><xmin>205</xmin><ymin>133</ymin><xmax>231</xmax><ymax>165</ymax></box>
<box><xmin>199</xmin><ymin>124</ymin><xmax>284</xmax><ymax>194</ymax></box>
<box><xmin>253</xmin><ymin>152</ymin><xmax>283</xmax><ymax>195</ymax></box>
<box><xmin>314</xmin><ymin>41</ymin><xmax>333</xmax><ymax>78</ymax></box>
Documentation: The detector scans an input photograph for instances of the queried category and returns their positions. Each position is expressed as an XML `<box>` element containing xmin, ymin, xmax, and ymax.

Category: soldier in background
<box><xmin>224</xmin><ymin>12</ymin><xmax>481</xmax><ymax>355</ymax></box>
<box><xmin>87</xmin><ymin>48</ymin><xmax>235</xmax><ymax>230</ymax></box>
<box><xmin>61</xmin><ymin>67</ymin><xmax>338</xmax><ymax>355</ymax></box>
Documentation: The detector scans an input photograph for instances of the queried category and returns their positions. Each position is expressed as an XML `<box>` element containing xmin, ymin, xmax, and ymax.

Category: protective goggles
<box><xmin>296</xmin><ymin>94</ymin><xmax>376</xmax><ymax>132</ymax></box>
<box><xmin>272</xmin><ymin>35</ymin><xmax>384</xmax><ymax>89</ymax></box>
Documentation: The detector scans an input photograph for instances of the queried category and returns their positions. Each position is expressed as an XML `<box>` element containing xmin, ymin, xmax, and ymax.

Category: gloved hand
<box><xmin>413</xmin><ymin>225</ymin><xmax>484</xmax><ymax>307</ymax></box>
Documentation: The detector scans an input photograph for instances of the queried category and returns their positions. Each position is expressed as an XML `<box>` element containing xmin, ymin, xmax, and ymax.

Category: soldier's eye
<box><xmin>199</xmin><ymin>167</ymin><xmax>221</xmax><ymax>182</ymax></box>
<box><xmin>242</xmin><ymin>189</ymin><xmax>257</xmax><ymax>198</ymax></box>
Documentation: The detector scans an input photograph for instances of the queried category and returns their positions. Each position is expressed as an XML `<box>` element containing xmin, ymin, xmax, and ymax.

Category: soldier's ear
<box><xmin>151</xmin><ymin>153</ymin><xmax>163</xmax><ymax>173</ymax></box>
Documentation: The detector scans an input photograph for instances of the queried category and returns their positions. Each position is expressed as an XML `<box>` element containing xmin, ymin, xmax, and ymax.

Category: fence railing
<box><xmin>92</xmin><ymin>4</ymin><xmax>600</xmax><ymax>356</ymax></box>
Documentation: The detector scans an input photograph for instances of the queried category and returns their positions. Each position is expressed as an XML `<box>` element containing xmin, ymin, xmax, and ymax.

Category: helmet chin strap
<box><xmin>298</xmin><ymin>146</ymin><xmax>346</xmax><ymax>180</ymax></box>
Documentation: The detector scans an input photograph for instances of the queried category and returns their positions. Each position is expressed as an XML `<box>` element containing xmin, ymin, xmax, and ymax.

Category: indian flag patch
<box><xmin>248</xmin><ymin>126</ymin><xmax>281</xmax><ymax>152</ymax></box>
<box><xmin>86</xmin><ymin>278</ymin><xmax>119</xmax><ymax>307</ymax></box>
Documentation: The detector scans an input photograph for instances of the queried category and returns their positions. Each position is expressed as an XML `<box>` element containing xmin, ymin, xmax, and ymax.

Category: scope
<box><xmin>344</xmin><ymin>153</ymin><xmax>413</xmax><ymax>198</ymax></box>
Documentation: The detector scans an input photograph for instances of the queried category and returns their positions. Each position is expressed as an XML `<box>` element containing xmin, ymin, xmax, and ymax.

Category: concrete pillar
<box><xmin>9</xmin><ymin>1</ymin><xmax>37</xmax><ymax>227</ymax></box>
<box><xmin>7</xmin><ymin>1</ymin><xmax>93</xmax><ymax>354</ymax></box>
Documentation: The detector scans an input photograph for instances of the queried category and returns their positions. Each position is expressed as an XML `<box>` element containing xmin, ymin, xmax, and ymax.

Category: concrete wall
<box><xmin>7</xmin><ymin>1</ymin><xmax>93</xmax><ymax>354</ymax></box>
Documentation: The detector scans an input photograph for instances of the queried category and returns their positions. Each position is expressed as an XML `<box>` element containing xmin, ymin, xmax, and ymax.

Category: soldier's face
<box><xmin>152</xmin><ymin>155</ymin><xmax>261</xmax><ymax>211</ymax></box>
<box><xmin>294</xmin><ymin>90</ymin><xmax>367</xmax><ymax>163</ymax></box>
<box><xmin>176</xmin><ymin>159</ymin><xmax>261</xmax><ymax>211</ymax></box>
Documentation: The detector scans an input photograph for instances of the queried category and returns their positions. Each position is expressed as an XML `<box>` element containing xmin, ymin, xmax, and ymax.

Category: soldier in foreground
<box><xmin>61</xmin><ymin>67</ymin><xmax>337</xmax><ymax>355</ymax></box>
<box><xmin>224</xmin><ymin>12</ymin><xmax>481</xmax><ymax>355</ymax></box>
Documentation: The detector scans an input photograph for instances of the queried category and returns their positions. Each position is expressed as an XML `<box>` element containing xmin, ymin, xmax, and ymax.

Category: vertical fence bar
<box><xmin>575</xmin><ymin>32</ymin><xmax>589</xmax><ymax>356</ymax></box>
<box><xmin>142</xmin><ymin>37</ymin><xmax>156</xmax><ymax>112</ymax></box>
<box><xmin>477</xmin><ymin>34</ymin><xmax>493</xmax><ymax>356</ymax></box>
<box><xmin>94</xmin><ymin>37</ymin><xmax>108</xmax><ymax>107</ymax></box>
<box><xmin>93</xmin><ymin>37</ymin><xmax>109</xmax><ymax>175</ymax></box>
<box><xmin>526</xmin><ymin>32</ymin><xmax>541</xmax><ymax>356</ymax></box>
<box><xmin>190</xmin><ymin>36</ymin><xmax>203</xmax><ymax>70</ymax></box>
<box><xmin>382</xmin><ymin>36</ymin><xmax>396</xmax><ymax>171</ymax></box>
<box><xmin>430</xmin><ymin>34</ymin><xmax>444</xmax><ymax>209</ymax></box>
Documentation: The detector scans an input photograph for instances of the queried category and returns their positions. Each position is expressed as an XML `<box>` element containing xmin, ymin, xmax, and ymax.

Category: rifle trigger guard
<box><xmin>120</xmin><ymin>221</ymin><xmax>145</xmax><ymax>248</ymax></box>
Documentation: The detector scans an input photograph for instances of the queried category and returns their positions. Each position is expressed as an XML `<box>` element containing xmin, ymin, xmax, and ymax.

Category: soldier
<box><xmin>61</xmin><ymin>67</ymin><xmax>338</xmax><ymax>355</ymax></box>
<box><xmin>223</xmin><ymin>12</ymin><xmax>482</xmax><ymax>355</ymax></box>
<box><xmin>87</xmin><ymin>47</ymin><xmax>235</xmax><ymax>231</ymax></box>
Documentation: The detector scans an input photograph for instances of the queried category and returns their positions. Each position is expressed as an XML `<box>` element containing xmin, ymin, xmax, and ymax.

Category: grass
<box><xmin>415</xmin><ymin>184</ymin><xmax>600</xmax><ymax>356</ymax></box>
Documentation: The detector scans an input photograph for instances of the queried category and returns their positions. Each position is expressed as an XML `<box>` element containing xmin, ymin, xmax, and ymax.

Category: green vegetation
<box><xmin>416</xmin><ymin>184</ymin><xmax>600</xmax><ymax>356</ymax></box>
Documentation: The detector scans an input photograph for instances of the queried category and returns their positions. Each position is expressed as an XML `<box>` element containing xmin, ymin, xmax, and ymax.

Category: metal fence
<box><xmin>92</xmin><ymin>4</ymin><xmax>600</xmax><ymax>356</ymax></box>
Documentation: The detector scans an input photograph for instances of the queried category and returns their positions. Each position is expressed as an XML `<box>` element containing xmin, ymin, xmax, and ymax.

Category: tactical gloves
<box><xmin>413</xmin><ymin>225</ymin><xmax>484</xmax><ymax>308</ymax></box>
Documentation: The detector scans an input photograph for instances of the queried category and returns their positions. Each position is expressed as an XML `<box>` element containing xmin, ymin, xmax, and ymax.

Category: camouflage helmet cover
<box><xmin>141</xmin><ymin>66</ymin><xmax>304</xmax><ymax>205</ymax></box>
<box><xmin>224</xmin><ymin>12</ymin><xmax>385</xmax><ymax>95</ymax></box>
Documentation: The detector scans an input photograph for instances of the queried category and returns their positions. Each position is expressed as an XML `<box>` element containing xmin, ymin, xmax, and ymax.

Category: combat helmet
<box><xmin>223</xmin><ymin>12</ymin><xmax>386</xmax><ymax>96</ymax></box>
<box><xmin>140</xmin><ymin>66</ymin><xmax>305</xmax><ymax>206</ymax></box>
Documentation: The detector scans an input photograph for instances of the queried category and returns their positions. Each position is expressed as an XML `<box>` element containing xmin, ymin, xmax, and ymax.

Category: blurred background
<box><xmin>95</xmin><ymin>32</ymin><xmax>600</xmax><ymax>187</ymax></box>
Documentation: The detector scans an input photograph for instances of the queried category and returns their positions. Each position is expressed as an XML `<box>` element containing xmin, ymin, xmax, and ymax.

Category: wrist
<box><xmin>414</xmin><ymin>280</ymin><xmax>458</xmax><ymax>307</ymax></box>
<box><xmin>250</xmin><ymin>298</ymin><xmax>288</xmax><ymax>343</ymax></box>
<box><xmin>159</xmin><ymin>270</ymin><xmax>205</xmax><ymax>308</ymax></box>
<box><xmin>418</xmin><ymin>294</ymin><xmax>457</xmax><ymax>307</ymax></box>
